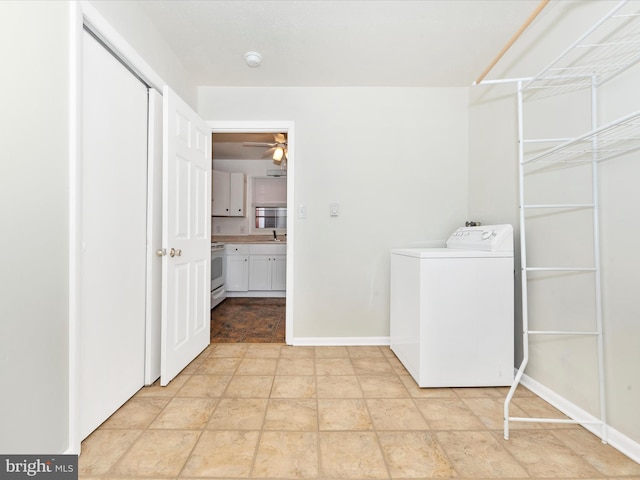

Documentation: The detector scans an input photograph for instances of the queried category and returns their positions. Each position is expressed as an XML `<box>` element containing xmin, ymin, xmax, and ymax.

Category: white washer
<box><xmin>390</xmin><ymin>225</ymin><xmax>514</xmax><ymax>387</ymax></box>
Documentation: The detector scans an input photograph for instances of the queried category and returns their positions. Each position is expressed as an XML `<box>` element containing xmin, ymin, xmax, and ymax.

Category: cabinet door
<box><xmin>229</xmin><ymin>172</ymin><xmax>246</xmax><ymax>217</ymax></box>
<box><xmin>249</xmin><ymin>254</ymin><xmax>272</xmax><ymax>290</ymax></box>
<box><xmin>212</xmin><ymin>170</ymin><xmax>230</xmax><ymax>216</ymax></box>
<box><xmin>271</xmin><ymin>254</ymin><xmax>287</xmax><ymax>291</ymax></box>
<box><xmin>226</xmin><ymin>254</ymin><xmax>249</xmax><ymax>291</ymax></box>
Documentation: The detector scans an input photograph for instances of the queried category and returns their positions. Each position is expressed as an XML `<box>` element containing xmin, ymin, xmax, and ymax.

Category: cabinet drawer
<box><xmin>249</xmin><ymin>244</ymin><xmax>286</xmax><ymax>255</ymax></box>
<box><xmin>225</xmin><ymin>244</ymin><xmax>250</xmax><ymax>255</ymax></box>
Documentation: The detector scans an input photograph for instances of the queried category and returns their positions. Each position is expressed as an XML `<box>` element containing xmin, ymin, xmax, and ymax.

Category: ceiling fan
<box><xmin>243</xmin><ymin>133</ymin><xmax>288</xmax><ymax>165</ymax></box>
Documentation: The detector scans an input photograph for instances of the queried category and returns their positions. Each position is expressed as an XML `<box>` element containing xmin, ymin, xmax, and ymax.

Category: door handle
<box><xmin>169</xmin><ymin>248</ymin><xmax>182</xmax><ymax>257</ymax></box>
<box><xmin>156</xmin><ymin>249</ymin><xmax>167</xmax><ymax>257</ymax></box>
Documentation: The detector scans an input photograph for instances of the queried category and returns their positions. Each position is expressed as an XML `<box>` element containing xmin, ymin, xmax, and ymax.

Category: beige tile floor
<box><xmin>80</xmin><ymin>344</ymin><xmax>640</xmax><ymax>479</ymax></box>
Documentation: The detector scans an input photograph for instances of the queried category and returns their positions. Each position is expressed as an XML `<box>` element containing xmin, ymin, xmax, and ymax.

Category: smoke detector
<box><xmin>244</xmin><ymin>51</ymin><xmax>262</xmax><ymax>68</ymax></box>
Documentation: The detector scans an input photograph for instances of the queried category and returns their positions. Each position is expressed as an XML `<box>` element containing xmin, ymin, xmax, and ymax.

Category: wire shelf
<box><xmin>523</xmin><ymin>109</ymin><xmax>640</xmax><ymax>164</ymax></box>
<box><xmin>522</xmin><ymin>1</ymin><xmax>640</xmax><ymax>98</ymax></box>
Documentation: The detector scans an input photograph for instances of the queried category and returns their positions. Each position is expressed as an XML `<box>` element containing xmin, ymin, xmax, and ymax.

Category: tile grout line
<box><xmin>247</xmin><ymin>344</ymin><xmax>276</xmax><ymax>479</ymax></box>
<box><xmin>366</xmin><ymin>346</ymin><xmax>398</xmax><ymax>480</ymax></box>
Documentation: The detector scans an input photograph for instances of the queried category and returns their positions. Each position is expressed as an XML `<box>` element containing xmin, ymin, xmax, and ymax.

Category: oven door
<box><xmin>211</xmin><ymin>246</ymin><xmax>225</xmax><ymax>292</ymax></box>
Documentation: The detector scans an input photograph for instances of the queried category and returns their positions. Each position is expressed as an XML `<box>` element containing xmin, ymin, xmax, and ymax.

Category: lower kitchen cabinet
<box><xmin>248</xmin><ymin>254</ymin><xmax>286</xmax><ymax>291</ymax></box>
<box><xmin>225</xmin><ymin>244</ymin><xmax>249</xmax><ymax>292</ymax></box>
<box><xmin>225</xmin><ymin>243</ymin><xmax>286</xmax><ymax>296</ymax></box>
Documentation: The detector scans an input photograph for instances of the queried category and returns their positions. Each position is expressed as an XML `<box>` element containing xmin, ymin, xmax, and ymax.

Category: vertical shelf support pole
<box><xmin>504</xmin><ymin>80</ymin><xmax>529</xmax><ymax>440</ymax></box>
<box><xmin>591</xmin><ymin>75</ymin><xmax>608</xmax><ymax>443</ymax></box>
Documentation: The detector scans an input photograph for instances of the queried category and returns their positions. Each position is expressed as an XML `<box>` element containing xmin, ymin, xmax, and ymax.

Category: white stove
<box><xmin>211</xmin><ymin>242</ymin><xmax>226</xmax><ymax>309</ymax></box>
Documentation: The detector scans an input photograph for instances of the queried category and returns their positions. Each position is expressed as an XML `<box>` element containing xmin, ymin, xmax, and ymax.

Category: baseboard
<box><xmin>291</xmin><ymin>336</ymin><xmax>390</xmax><ymax>346</ymax></box>
<box><xmin>520</xmin><ymin>372</ymin><xmax>640</xmax><ymax>464</ymax></box>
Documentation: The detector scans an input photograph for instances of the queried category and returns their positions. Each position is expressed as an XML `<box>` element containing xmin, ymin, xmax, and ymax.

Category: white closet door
<box><xmin>79</xmin><ymin>30</ymin><xmax>148</xmax><ymax>439</ymax></box>
<box><xmin>160</xmin><ymin>86</ymin><xmax>211</xmax><ymax>386</ymax></box>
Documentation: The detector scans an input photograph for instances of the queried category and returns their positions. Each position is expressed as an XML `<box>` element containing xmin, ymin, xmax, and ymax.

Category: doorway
<box><xmin>209</xmin><ymin>122</ymin><xmax>295</xmax><ymax>345</ymax></box>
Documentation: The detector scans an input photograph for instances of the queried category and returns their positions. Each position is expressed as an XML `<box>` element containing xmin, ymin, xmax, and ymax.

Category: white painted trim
<box><xmin>67</xmin><ymin>0</ymin><xmax>82</xmax><ymax>456</ymax></box>
<box><xmin>207</xmin><ymin>121</ymin><xmax>295</xmax><ymax>345</ymax></box>
<box><xmin>292</xmin><ymin>337</ymin><xmax>391</xmax><ymax>347</ymax></box>
<box><xmin>144</xmin><ymin>89</ymin><xmax>163</xmax><ymax>385</ymax></box>
<box><xmin>520</xmin><ymin>372</ymin><xmax>640</xmax><ymax>464</ymax></box>
<box><xmin>607</xmin><ymin>426</ymin><xmax>640</xmax><ymax>466</ymax></box>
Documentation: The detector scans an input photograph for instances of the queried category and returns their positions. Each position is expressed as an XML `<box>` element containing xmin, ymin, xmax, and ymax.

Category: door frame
<box><xmin>69</xmin><ymin>1</ymin><xmax>171</xmax><ymax>454</ymax></box>
<box><xmin>209</xmin><ymin>121</ymin><xmax>295</xmax><ymax>345</ymax></box>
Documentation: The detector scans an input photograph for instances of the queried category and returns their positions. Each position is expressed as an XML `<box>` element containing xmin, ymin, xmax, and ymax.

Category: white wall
<box><xmin>0</xmin><ymin>1</ymin><xmax>70</xmax><ymax>453</ymax></box>
<box><xmin>0</xmin><ymin>0</ymin><xmax>198</xmax><ymax>453</ymax></box>
<box><xmin>199</xmin><ymin>87</ymin><xmax>469</xmax><ymax>339</ymax></box>
<box><xmin>87</xmin><ymin>0</ymin><xmax>197</xmax><ymax>108</ymax></box>
<box><xmin>468</xmin><ymin>0</ymin><xmax>640</xmax><ymax>447</ymax></box>
<box><xmin>597</xmin><ymin>60</ymin><xmax>640</xmax><ymax>445</ymax></box>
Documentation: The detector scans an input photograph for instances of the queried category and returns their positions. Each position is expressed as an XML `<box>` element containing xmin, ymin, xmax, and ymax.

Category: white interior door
<box><xmin>79</xmin><ymin>30</ymin><xmax>148</xmax><ymax>438</ymax></box>
<box><xmin>161</xmin><ymin>87</ymin><xmax>211</xmax><ymax>386</ymax></box>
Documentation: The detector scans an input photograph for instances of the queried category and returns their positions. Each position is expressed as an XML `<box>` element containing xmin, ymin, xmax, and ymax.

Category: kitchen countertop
<box><xmin>212</xmin><ymin>235</ymin><xmax>286</xmax><ymax>244</ymax></box>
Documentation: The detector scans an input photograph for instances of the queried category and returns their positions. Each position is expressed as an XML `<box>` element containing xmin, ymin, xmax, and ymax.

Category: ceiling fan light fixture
<box><xmin>272</xmin><ymin>146</ymin><xmax>284</xmax><ymax>162</ymax></box>
<box><xmin>244</xmin><ymin>51</ymin><xmax>262</xmax><ymax>68</ymax></box>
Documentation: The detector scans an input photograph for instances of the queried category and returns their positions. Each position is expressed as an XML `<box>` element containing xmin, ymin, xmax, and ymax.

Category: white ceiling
<box><xmin>139</xmin><ymin>0</ymin><xmax>543</xmax><ymax>88</ymax></box>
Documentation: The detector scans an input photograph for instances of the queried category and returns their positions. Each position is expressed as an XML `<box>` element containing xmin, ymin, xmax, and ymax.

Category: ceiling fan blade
<box><xmin>274</xmin><ymin>133</ymin><xmax>286</xmax><ymax>144</ymax></box>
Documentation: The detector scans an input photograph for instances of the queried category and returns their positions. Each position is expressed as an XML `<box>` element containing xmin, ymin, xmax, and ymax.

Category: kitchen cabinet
<box><xmin>212</xmin><ymin>170</ymin><xmax>246</xmax><ymax>217</ymax></box>
<box><xmin>225</xmin><ymin>243</ymin><xmax>286</xmax><ymax>295</ymax></box>
<box><xmin>253</xmin><ymin>177</ymin><xmax>286</xmax><ymax>205</ymax></box>
<box><xmin>225</xmin><ymin>244</ymin><xmax>249</xmax><ymax>291</ymax></box>
<box><xmin>249</xmin><ymin>255</ymin><xmax>286</xmax><ymax>291</ymax></box>
<box><xmin>270</xmin><ymin>254</ymin><xmax>287</xmax><ymax>291</ymax></box>
<box><xmin>248</xmin><ymin>244</ymin><xmax>286</xmax><ymax>292</ymax></box>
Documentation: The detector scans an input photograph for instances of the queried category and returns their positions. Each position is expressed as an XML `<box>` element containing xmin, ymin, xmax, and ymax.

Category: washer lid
<box><xmin>445</xmin><ymin>224</ymin><xmax>513</xmax><ymax>252</ymax></box>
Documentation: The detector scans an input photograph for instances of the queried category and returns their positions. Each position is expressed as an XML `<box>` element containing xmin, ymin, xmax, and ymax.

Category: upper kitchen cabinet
<box><xmin>212</xmin><ymin>170</ymin><xmax>246</xmax><ymax>217</ymax></box>
<box><xmin>253</xmin><ymin>177</ymin><xmax>286</xmax><ymax>206</ymax></box>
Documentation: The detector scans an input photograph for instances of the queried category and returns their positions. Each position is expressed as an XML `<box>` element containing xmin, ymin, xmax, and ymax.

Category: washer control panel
<box><xmin>446</xmin><ymin>224</ymin><xmax>513</xmax><ymax>252</ymax></box>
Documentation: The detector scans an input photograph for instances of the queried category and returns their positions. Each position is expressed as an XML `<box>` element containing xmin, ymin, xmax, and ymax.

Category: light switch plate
<box><xmin>330</xmin><ymin>203</ymin><xmax>339</xmax><ymax>216</ymax></box>
<box><xmin>298</xmin><ymin>204</ymin><xmax>307</xmax><ymax>219</ymax></box>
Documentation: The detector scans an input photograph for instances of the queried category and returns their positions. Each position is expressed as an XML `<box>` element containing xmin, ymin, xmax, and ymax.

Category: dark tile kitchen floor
<box><xmin>211</xmin><ymin>297</ymin><xmax>285</xmax><ymax>343</ymax></box>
